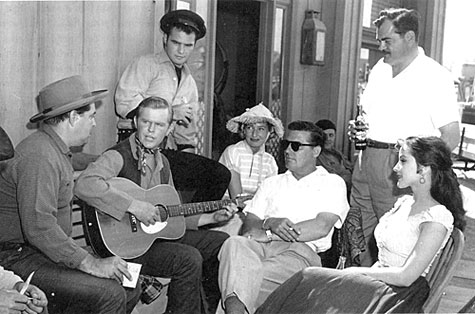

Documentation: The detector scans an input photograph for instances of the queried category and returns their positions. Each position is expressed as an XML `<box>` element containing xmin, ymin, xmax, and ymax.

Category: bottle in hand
<box><xmin>354</xmin><ymin>103</ymin><xmax>367</xmax><ymax>150</ymax></box>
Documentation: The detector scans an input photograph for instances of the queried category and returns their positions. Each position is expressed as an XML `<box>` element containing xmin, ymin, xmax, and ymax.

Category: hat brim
<box><xmin>226</xmin><ymin>116</ymin><xmax>284</xmax><ymax>139</ymax></box>
<box><xmin>160</xmin><ymin>10</ymin><xmax>206</xmax><ymax>40</ymax></box>
<box><xmin>30</xmin><ymin>89</ymin><xmax>108</xmax><ymax>123</ymax></box>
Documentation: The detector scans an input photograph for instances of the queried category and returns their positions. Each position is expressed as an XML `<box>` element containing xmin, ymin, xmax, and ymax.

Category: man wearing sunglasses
<box><xmin>217</xmin><ymin>121</ymin><xmax>349</xmax><ymax>314</ymax></box>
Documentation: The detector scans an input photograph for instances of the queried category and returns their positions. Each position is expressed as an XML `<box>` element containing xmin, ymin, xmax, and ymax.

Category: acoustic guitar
<box><xmin>81</xmin><ymin>177</ymin><xmax>251</xmax><ymax>259</ymax></box>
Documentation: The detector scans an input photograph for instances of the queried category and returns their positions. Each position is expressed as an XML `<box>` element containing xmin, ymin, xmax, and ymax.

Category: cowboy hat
<box><xmin>30</xmin><ymin>75</ymin><xmax>108</xmax><ymax>123</ymax></box>
<box><xmin>160</xmin><ymin>10</ymin><xmax>206</xmax><ymax>40</ymax></box>
<box><xmin>226</xmin><ymin>103</ymin><xmax>284</xmax><ymax>138</ymax></box>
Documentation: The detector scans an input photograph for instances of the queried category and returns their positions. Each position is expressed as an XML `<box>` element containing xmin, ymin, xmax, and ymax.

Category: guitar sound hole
<box><xmin>157</xmin><ymin>205</ymin><xmax>169</xmax><ymax>222</ymax></box>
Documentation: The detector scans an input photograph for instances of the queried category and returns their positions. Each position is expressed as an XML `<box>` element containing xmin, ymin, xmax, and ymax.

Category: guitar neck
<box><xmin>167</xmin><ymin>199</ymin><xmax>234</xmax><ymax>217</ymax></box>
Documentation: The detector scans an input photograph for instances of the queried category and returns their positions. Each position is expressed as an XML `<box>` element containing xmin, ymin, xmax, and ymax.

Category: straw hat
<box><xmin>160</xmin><ymin>10</ymin><xmax>206</xmax><ymax>40</ymax></box>
<box><xmin>226</xmin><ymin>103</ymin><xmax>284</xmax><ymax>138</ymax></box>
<box><xmin>30</xmin><ymin>76</ymin><xmax>108</xmax><ymax>123</ymax></box>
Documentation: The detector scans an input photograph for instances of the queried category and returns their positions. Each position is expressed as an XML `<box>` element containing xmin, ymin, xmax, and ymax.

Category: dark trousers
<box><xmin>0</xmin><ymin>244</ymin><xmax>141</xmax><ymax>314</ymax></box>
<box><xmin>132</xmin><ymin>229</ymin><xmax>229</xmax><ymax>314</ymax></box>
<box><xmin>161</xmin><ymin>149</ymin><xmax>230</xmax><ymax>202</ymax></box>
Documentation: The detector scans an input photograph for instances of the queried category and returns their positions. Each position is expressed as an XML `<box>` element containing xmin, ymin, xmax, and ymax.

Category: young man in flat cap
<box><xmin>0</xmin><ymin>76</ymin><xmax>141</xmax><ymax>314</ymax></box>
<box><xmin>115</xmin><ymin>9</ymin><xmax>231</xmax><ymax>204</ymax></box>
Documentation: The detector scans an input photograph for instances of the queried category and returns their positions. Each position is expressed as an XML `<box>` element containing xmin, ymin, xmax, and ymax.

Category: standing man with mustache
<box><xmin>348</xmin><ymin>8</ymin><xmax>460</xmax><ymax>266</ymax></box>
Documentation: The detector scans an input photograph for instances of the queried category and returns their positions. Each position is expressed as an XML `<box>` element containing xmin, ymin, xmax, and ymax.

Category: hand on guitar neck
<box><xmin>82</xmin><ymin>177</ymin><xmax>254</xmax><ymax>258</ymax></box>
<box><xmin>128</xmin><ymin>199</ymin><xmax>162</xmax><ymax>226</ymax></box>
<box><xmin>197</xmin><ymin>204</ymin><xmax>238</xmax><ymax>227</ymax></box>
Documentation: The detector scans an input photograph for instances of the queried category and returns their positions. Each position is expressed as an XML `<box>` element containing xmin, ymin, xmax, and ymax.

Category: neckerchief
<box><xmin>135</xmin><ymin>136</ymin><xmax>159</xmax><ymax>175</ymax></box>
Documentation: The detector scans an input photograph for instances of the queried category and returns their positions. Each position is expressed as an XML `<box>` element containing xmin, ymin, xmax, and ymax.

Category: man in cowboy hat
<box><xmin>0</xmin><ymin>75</ymin><xmax>141</xmax><ymax>314</ymax></box>
<box><xmin>115</xmin><ymin>9</ymin><xmax>231</xmax><ymax>205</ymax></box>
<box><xmin>217</xmin><ymin>121</ymin><xmax>349</xmax><ymax>314</ymax></box>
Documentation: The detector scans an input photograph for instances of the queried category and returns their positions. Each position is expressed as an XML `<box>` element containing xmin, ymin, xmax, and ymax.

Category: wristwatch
<box><xmin>265</xmin><ymin>229</ymin><xmax>273</xmax><ymax>242</ymax></box>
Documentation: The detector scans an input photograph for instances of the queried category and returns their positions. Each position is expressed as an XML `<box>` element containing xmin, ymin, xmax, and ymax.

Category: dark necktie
<box><xmin>175</xmin><ymin>66</ymin><xmax>182</xmax><ymax>85</ymax></box>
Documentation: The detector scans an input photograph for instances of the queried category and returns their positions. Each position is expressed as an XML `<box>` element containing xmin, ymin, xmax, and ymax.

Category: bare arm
<box><xmin>439</xmin><ymin>121</ymin><xmax>461</xmax><ymax>151</ymax></box>
<box><xmin>343</xmin><ymin>222</ymin><xmax>447</xmax><ymax>287</ymax></box>
<box><xmin>227</xmin><ymin>169</ymin><xmax>243</xmax><ymax>199</ymax></box>
<box><xmin>263</xmin><ymin>212</ymin><xmax>339</xmax><ymax>242</ymax></box>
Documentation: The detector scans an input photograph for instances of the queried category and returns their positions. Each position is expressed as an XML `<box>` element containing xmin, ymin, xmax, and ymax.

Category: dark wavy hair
<box><xmin>373</xmin><ymin>8</ymin><xmax>420</xmax><ymax>41</ymax></box>
<box><xmin>405</xmin><ymin>136</ymin><xmax>466</xmax><ymax>231</ymax></box>
<box><xmin>287</xmin><ymin>120</ymin><xmax>325</xmax><ymax>148</ymax></box>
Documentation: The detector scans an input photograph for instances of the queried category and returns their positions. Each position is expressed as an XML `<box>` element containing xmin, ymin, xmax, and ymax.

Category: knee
<box><xmin>214</xmin><ymin>230</ymin><xmax>230</xmax><ymax>245</ymax></box>
<box><xmin>103</xmin><ymin>280</ymin><xmax>129</xmax><ymax>308</ymax></box>
<box><xmin>178</xmin><ymin>247</ymin><xmax>203</xmax><ymax>274</ymax></box>
<box><xmin>218</xmin><ymin>236</ymin><xmax>248</xmax><ymax>259</ymax></box>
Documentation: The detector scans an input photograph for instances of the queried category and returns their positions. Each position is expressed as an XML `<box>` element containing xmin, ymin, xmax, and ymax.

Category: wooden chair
<box><xmin>453</xmin><ymin>127</ymin><xmax>475</xmax><ymax>172</ymax></box>
<box><xmin>422</xmin><ymin>227</ymin><xmax>465</xmax><ymax>313</ymax></box>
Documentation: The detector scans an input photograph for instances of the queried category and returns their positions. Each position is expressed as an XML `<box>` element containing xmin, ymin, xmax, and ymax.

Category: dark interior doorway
<box><xmin>212</xmin><ymin>0</ymin><xmax>260</xmax><ymax>160</ymax></box>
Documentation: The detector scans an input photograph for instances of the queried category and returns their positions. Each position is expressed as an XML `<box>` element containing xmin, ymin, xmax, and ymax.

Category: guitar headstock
<box><xmin>232</xmin><ymin>194</ymin><xmax>254</xmax><ymax>209</ymax></box>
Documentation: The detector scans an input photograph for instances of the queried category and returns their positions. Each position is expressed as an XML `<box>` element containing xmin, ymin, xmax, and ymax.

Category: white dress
<box><xmin>374</xmin><ymin>194</ymin><xmax>454</xmax><ymax>276</ymax></box>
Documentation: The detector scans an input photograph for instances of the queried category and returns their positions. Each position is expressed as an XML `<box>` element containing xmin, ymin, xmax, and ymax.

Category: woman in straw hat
<box><xmin>219</xmin><ymin>103</ymin><xmax>283</xmax><ymax>199</ymax></box>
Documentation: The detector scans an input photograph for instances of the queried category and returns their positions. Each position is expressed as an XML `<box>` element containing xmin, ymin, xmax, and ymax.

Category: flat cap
<box><xmin>160</xmin><ymin>10</ymin><xmax>206</xmax><ymax>40</ymax></box>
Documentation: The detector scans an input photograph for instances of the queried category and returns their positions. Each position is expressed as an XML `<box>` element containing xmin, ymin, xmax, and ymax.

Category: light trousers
<box><xmin>218</xmin><ymin>236</ymin><xmax>321</xmax><ymax>314</ymax></box>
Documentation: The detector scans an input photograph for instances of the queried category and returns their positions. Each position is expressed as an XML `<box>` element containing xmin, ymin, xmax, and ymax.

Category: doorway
<box><xmin>212</xmin><ymin>0</ymin><xmax>261</xmax><ymax>159</ymax></box>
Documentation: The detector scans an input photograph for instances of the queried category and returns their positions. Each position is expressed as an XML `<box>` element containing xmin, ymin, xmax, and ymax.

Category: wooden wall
<box><xmin>0</xmin><ymin>1</ymin><xmax>166</xmax><ymax>154</ymax></box>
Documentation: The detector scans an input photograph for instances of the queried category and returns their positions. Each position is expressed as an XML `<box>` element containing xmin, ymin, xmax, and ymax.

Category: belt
<box><xmin>0</xmin><ymin>242</ymin><xmax>23</xmax><ymax>252</ymax></box>
<box><xmin>366</xmin><ymin>139</ymin><xmax>396</xmax><ymax>149</ymax></box>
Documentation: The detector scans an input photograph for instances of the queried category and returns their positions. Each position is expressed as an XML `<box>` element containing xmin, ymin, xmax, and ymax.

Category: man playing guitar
<box><xmin>75</xmin><ymin>96</ymin><xmax>236</xmax><ymax>314</ymax></box>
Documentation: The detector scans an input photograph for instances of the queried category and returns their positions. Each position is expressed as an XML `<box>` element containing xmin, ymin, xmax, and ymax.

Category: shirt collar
<box><xmin>41</xmin><ymin>124</ymin><xmax>71</xmax><ymax>157</ymax></box>
<box><xmin>284</xmin><ymin>166</ymin><xmax>327</xmax><ymax>182</ymax></box>
<box><xmin>157</xmin><ymin>50</ymin><xmax>191</xmax><ymax>75</ymax></box>
<box><xmin>241</xmin><ymin>140</ymin><xmax>265</xmax><ymax>155</ymax></box>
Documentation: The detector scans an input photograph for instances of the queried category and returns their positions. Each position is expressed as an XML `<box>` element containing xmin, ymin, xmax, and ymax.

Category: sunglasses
<box><xmin>281</xmin><ymin>140</ymin><xmax>317</xmax><ymax>152</ymax></box>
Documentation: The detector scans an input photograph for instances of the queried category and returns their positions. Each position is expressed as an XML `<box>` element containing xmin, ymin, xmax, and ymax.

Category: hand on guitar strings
<box><xmin>127</xmin><ymin>199</ymin><xmax>162</xmax><ymax>226</ymax></box>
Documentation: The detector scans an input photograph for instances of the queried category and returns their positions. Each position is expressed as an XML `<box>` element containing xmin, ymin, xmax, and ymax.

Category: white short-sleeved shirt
<box><xmin>361</xmin><ymin>48</ymin><xmax>459</xmax><ymax>143</ymax></box>
<box><xmin>219</xmin><ymin>140</ymin><xmax>278</xmax><ymax>196</ymax></box>
<box><xmin>374</xmin><ymin>195</ymin><xmax>454</xmax><ymax>276</ymax></box>
<box><xmin>244</xmin><ymin>167</ymin><xmax>349</xmax><ymax>252</ymax></box>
